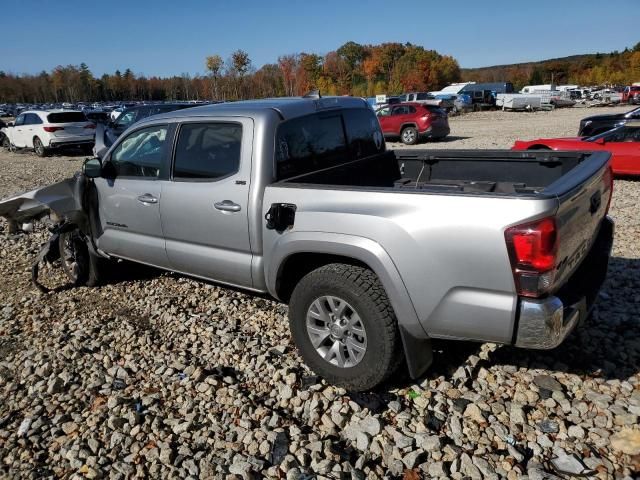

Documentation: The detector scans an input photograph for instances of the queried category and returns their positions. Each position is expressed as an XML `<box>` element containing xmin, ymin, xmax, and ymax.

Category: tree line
<box><xmin>2</xmin><ymin>42</ymin><xmax>637</xmax><ymax>104</ymax></box>
<box><xmin>0</xmin><ymin>42</ymin><xmax>461</xmax><ymax>103</ymax></box>
<box><xmin>462</xmin><ymin>43</ymin><xmax>640</xmax><ymax>90</ymax></box>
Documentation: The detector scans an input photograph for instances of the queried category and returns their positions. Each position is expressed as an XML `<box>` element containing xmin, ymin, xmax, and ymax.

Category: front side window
<box><xmin>14</xmin><ymin>114</ymin><xmax>25</xmax><ymax>126</ymax></box>
<box><xmin>25</xmin><ymin>113</ymin><xmax>43</xmax><ymax>125</ymax></box>
<box><xmin>376</xmin><ymin>107</ymin><xmax>391</xmax><ymax>117</ymax></box>
<box><xmin>173</xmin><ymin>123</ymin><xmax>242</xmax><ymax>180</ymax></box>
<box><xmin>110</xmin><ymin>125</ymin><xmax>168</xmax><ymax>178</ymax></box>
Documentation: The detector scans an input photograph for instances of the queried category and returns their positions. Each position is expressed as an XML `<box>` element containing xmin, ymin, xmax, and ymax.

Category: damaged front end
<box><xmin>0</xmin><ymin>172</ymin><xmax>97</xmax><ymax>291</ymax></box>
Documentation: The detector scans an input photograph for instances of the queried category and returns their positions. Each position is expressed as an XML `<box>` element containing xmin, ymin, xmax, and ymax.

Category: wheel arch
<box><xmin>400</xmin><ymin>122</ymin><xmax>418</xmax><ymax>132</ymax></box>
<box><xmin>526</xmin><ymin>144</ymin><xmax>552</xmax><ymax>150</ymax></box>
<box><xmin>268</xmin><ymin>231</ymin><xmax>433</xmax><ymax>378</ymax></box>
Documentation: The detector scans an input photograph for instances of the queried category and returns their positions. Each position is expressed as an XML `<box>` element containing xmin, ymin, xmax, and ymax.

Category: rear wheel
<box><xmin>2</xmin><ymin>136</ymin><xmax>10</xmax><ymax>150</ymax></box>
<box><xmin>58</xmin><ymin>231</ymin><xmax>102</xmax><ymax>287</ymax></box>
<box><xmin>288</xmin><ymin>263</ymin><xmax>403</xmax><ymax>391</ymax></box>
<box><xmin>400</xmin><ymin>126</ymin><xmax>418</xmax><ymax>145</ymax></box>
<box><xmin>33</xmin><ymin>137</ymin><xmax>48</xmax><ymax>157</ymax></box>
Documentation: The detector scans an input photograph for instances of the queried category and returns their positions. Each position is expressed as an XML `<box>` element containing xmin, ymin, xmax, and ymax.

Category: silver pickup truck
<box><xmin>0</xmin><ymin>97</ymin><xmax>614</xmax><ymax>391</ymax></box>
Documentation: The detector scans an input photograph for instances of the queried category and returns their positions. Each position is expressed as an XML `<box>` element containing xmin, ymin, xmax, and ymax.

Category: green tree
<box><xmin>205</xmin><ymin>54</ymin><xmax>224</xmax><ymax>99</ymax></box>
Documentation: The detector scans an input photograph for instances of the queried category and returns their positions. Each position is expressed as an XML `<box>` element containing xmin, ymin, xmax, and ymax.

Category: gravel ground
<box><xmin>0</xmin><ymin>108</ymin><xmax>639</xmax><ymax>479</ymax></box>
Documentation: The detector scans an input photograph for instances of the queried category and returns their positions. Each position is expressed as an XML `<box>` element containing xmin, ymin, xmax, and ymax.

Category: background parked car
<box><xmin>512</xmin><ymin>121</ymin><xmax>640</xmax><ymax>176</ymax></box>
<box><xmin>376</xmin><ymin>102</ymin><xmax>450</xmax><ymax>144</ymax></box>
<box><xmin>623</xmin><ymin>85</ymin><xmax>640</xmax><ymax>104</ymax></box>
<box><xmin>2</xmin><ymin>110</ymin><xmax>95</xmax><ymax>157</ymax></box>
<box><xmin>579</xmin><ymin>106</ymin><xmax>640</xmax><ymax>136</ymax></box>
<box><xmin>99</xmin><ymin>103</ymin><xmax>198</xmax><ymax>148</ymax></box>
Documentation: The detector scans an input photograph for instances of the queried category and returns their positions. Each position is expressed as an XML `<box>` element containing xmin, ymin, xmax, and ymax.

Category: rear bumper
<box><xmin>49</xmin><ymin>138</ymin><xmax>94</xmax><ymax>148</ymax></box>
<box><xmin>514</xmin><ymin>216</ymin><xmax>614</xmax><ymax>349</ymax></box>
<box><xmin>420</xmin><ymin>125</ymin><xmax>450</xmax><ymax>139</ymax></box>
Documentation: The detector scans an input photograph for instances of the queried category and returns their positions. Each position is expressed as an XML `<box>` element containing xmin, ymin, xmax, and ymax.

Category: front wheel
<box><xmin>58</xmin><ymin>231</ymin><xmax>103</xmax><ymax>287</ymax></box>
<box><xmin>400</xmin><ymin>126</ymin><xmax>418</xmax><ymax>145</ymax></box>
<box><xmin>33</xmin><ymin>137</ymin><xmax>48</xmax><ymax>157</ymax></box>
<box><xmin>1</xmin><ymin>136</ymin><xmax>10</xmax><ymax>150</ymax></box>
<box><xmin>288</xmin><ymin>263</ymin><xmax>403</xmax><ymax>391</ymax></box>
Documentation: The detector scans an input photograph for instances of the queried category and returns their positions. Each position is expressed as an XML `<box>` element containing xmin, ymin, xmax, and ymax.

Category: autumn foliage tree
<box><xmin>3</xmin><ymin>42</ymin><xmax>636</xmax><ymax>104</ymax></box>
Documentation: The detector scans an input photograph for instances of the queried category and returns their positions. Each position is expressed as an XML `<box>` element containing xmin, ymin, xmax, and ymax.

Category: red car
<box><xmin>376</xmin><ymin>102</ymin><xmax>450</xmax><ymax>145</ymax></box>
<box><xmin>512</xmin><ymin>121</ymin><xmax>640</xmax><ymax>176</ymax></box>
<box><xmin>623</xmin><ymin>85</ymin><xmax>640</xmax><ymax>104</ymax></box>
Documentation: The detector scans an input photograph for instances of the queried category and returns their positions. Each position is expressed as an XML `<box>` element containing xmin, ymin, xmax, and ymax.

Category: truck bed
<box><xmin>275</xmin><ymin>149</ymin><xmax>609</xmax><ymax>199</ymax></box>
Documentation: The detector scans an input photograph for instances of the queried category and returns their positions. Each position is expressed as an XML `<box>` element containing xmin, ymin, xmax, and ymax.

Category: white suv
<box><xmin>1</xmin><ymin>110</ymin><xmax>95</xmax><ymax>157</ymax></box>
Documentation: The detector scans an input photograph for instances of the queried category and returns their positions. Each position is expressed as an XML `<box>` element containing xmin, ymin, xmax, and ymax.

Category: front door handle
<box><xmin>137</xmin><ymin>194</ymin><xmax>158</xmax><ymax>205</ymax></box>
<box><xmin>214</xmin><ymin>200</ymin><xmax>241</xmax><ymax>212</ymax></box>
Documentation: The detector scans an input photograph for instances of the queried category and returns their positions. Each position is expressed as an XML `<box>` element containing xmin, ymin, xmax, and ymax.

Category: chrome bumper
<box><xmin>515</xmin><ymin>296</ymin><xmax>587</xmax><ymax>349</ymax></box>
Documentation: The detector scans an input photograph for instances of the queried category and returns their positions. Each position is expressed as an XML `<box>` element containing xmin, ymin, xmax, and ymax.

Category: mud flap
<box><xmin>399</xmin><ymin>326</ymin><xmax>433</xmax><ymax>379</ymax></box>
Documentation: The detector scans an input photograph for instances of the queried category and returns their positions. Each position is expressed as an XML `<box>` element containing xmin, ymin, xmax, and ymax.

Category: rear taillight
<box><xmin>84</xmin><ymin>123</ymin><xmax>96</xmax><ymax>129</ymax></box>
<box><xmin>505</xmin><ymin>217</ymin><xmax>558</xmax><ymax>297</ymax></box>
<box><xmin>604</xmin><ymin>166</ymin><xmax>614</xmax><ymax>214</ymax></box>
<box><xmin>43</xmin><ymin>126</ymin><xmax>64</xmax><ymax>132</ymax></box>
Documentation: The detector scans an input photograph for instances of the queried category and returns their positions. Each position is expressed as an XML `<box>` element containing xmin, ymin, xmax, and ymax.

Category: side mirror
<box><xmin>83</xmin><ymin>158</ymin><xmax>102</xmax><ymax>178</ymax></box>
<box><xmin>594</xmin><ymin>137</ymin><xmax>606</xmax><ymax>145</ymax></box>
<box><xmin>7</xmin><ymin>122</ymin><xmax>13</xmax><ymax>127</ymax></box>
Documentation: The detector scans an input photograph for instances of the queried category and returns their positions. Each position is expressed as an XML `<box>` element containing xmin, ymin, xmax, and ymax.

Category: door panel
<box><xmin>93</xmin><ymin>124</ymin><xmax>171</xmax><ymax>267</ymax></box>
<box><xmin>610</xmin><ymin>142</ymin><xmax>640</xmax><ymax>174</ymax></box>
<box><xmin>12</xmin><ymin>115</ymin><xmax>26</xmax><ymax>147</ymax></box>
<box><xmin>94</xmin><ymin>178</ymin><xmax>167</xmax><ymax>265</ymax></box>
<box><xmin>161</xmin><ymin>118</ymin><xmax>254</xmax><ymax>287</ymax></box>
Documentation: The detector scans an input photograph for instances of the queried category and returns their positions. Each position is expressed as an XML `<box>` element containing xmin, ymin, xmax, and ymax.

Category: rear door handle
<box><xmin>214</xmin><ymin>200</ymin><xmax>241</xmax><ymax>212</ymax></box>
<box><xmin>137</xmin><ymin>194</ymin><xmax>158</xmax><ymax>205</ymax></box>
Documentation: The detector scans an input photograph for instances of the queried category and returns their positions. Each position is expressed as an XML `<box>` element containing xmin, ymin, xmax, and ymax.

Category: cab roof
<box><xmin>149</xmin><ymin>96</ymin><xmax>370</xmax><ymax>122</ymax></box>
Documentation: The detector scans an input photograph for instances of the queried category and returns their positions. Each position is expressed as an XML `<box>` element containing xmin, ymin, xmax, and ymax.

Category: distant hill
<box><xmin>461</xmin><ymin>46</ymin><xmax>640</xmax><ymax>89</ymax></box>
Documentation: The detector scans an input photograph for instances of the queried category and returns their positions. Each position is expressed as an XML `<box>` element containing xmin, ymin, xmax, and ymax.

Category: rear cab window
<box><xmin>276</xmin><ymin>107</ymin><xmax>385</xmax><ymax>180</ymax></box>
<box><xmin>47</xmin><ymin>112</ymin><xmax>87</xmax><ymax>123</ymax></box>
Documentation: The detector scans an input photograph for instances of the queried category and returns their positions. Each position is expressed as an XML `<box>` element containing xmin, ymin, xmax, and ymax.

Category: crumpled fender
<box><xmin>0</xmin><ymin>173</ymin><xmax>87</xmax><ymax>226</ymax></box>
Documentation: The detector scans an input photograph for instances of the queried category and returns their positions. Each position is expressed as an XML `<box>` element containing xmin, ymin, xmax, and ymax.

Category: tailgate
<box><xmin>548</xmin><ymin>151</ymin><xmax>612</xmax><ymax>292</ymax></box>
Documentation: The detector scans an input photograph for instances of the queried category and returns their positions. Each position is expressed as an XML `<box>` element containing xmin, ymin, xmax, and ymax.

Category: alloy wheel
<box><xmin>305</xmin><ymin>295</ymin><xmax>367</xmax><ymax>368</ymax></box>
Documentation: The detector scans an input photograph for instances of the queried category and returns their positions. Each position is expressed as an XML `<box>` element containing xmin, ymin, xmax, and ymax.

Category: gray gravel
<box><xmin>1</xmin><ymin>110</ymin><xmax>639</xmax><ymax>478</ymax></box>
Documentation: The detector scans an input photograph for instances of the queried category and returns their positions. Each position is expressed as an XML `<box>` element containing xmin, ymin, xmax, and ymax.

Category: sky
<box><xmin>1</xmin><ymin>0</ymin><xmax>637</xmax><ymax>77</ymax></box>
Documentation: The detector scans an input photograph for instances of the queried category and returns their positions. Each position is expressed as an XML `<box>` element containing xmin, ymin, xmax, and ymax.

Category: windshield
<box><xmin>116</xmin><ymin>110</ymin><xmax>137</xmax><ymax>128</ymax></box>
<box><xmin>586</xmin><ymin>127</ymin><xmax>622</xmax><ymax>142</ymax></box>
<box><xmin>586</xmin><ymin>125</ymin><xmax>640</xmax><ymax>143</ymax></box>
<box><xmin>626</xmin><ymin>106</ymin><xmax>640</xmax><ymax>118</ymax></box>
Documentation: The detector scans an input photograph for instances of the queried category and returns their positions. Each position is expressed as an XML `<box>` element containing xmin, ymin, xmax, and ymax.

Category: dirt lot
<box><xmin>0</xmin><ymin>107</ymin><xmax>639</xmax><ymax>479</ymax></box>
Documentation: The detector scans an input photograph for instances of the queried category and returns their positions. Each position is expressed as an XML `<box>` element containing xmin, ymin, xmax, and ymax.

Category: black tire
<box><xmin>33</xmin><ymin>137</ymin><xmax>48</xmax><ymax>157</ymax></box>
<box><xmin>58</xmin><ymin>231</ymin><xmax>102</xmax><ymax>287</ymax></box>
<box><xmin>288</xmin><ymin>263</ymin><xmax>403</xmax><ymax>391</ymax></box>
<box><xmin>400</xmin><ymin>126</ymin><xmax>418</xmax><ymax>145</ymax></box>
<box><xmin>1</xmin><ymin>135</ymin><xmax>9</xmax><ymax>150</ymax></box>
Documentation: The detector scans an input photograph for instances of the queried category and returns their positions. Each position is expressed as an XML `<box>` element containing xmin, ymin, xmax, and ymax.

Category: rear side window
<box><xmin>47</xmin><ymin>112</ymin><xmax>87</xmax><ymax>123</ymax></box>
<box><xmin>343</xmin><ymin>108</ymin><xmax>385</xmax><ymax>159</ymax></box>
<box><xmin>276</xmin><ymin>113</ymin><xmax>347</xmax><ymax>179</ymax></box>
<box><xmin>24</xmin><ymin>113</ymin><xmax>43</xmax><ymax>125</ymax></box>
<box><xmin>173</xmin><ymin>123</ymin><xmax>242</xmax><ymax>180</ymax></box>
